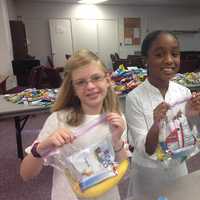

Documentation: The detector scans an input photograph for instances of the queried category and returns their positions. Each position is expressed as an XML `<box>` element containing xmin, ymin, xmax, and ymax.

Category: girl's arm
<box><xmin>20</xmin><ymin>153</ymin><xmax>44</xmax><ymax>181</ymax></box>
<box><xmin>106</xmin><ymin>113</ymin><xmax>128</xmax><ymax>161</ymax></box>
<box><xmin>185</xmin><ymin>92</ymin><xmax>200</xmax><ymax>117</ymax></box>
<box><xmin>113</xmin><ymin>139</ymin><xmax>128</xmax><ymax>161</ymax></box>
<box><xmin>145</xmin><ymin>122</ymin><xmax>160</xmax><ymax>155</ymax></box>
<box><xmin>145</xmin><ymin>102</ymin><xmax>169</xmax><ymax>155</ymax></box>
<box><xmin>20</xmin><ymin>128</ymin><xmax>75</xmax><ymax>181</ymax></box>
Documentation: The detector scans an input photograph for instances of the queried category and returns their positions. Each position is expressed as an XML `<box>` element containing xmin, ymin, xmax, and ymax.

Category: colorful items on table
<box><xmin>112</xmin><ymin>64</ymin><xmax>128</xmax><ymax>77</ymax></box>
<box><xmin>172</xmin><ymin>72</ymin><xmax>200</xmax><ymax>88</ymax></box>
<box><xmin>4</xmin><ymin>88</ymin><xmax>58</xmax><ymax>106</ymax></box>
<box><xmin>111</xmin><ymin>64</ymin><xmax>147</xmax><ymax>95</ymax></box>
<box><xmin>157</xmin><ymin>196</ymin><xmax>168</xmax><ymax>200</ymax></box>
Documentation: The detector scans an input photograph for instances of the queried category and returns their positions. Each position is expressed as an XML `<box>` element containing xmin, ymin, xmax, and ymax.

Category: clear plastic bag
<box><xmin>156</xmin><ymin>98</ymin><xmax>199</xmax><ymax>164</ymax></box>
<box><xmin>43</xmin><ymin>115</ymin><xmax>129</xmax><ymax>198</ymax></box>
<box><xmin>64</xmin><ymin>136</ymin><xmax>117</xmax><ymax>191</ymax></box>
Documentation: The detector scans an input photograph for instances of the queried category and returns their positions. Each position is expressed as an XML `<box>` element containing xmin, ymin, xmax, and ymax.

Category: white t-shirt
<box><xmin>125</xmin><ymin>79</ymin><xmax>192</xmax><ymax>200</ymax></box>
<box><xmin>33</xmin><ymin>111</ymin><xmax>126</xmax><ymax>200</ymax></box>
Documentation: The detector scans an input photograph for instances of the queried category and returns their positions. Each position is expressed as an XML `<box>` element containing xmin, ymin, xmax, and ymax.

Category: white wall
<box><xmin>15</xmin><ymin>1</ymin><xmax>200</xmax><ymax>64</ymax></box>
<box><xmin>1</xmin><ymin>0</ymin><xmax>18</xmax><ymax>89</ymax></box>
<box><xmin>0</xmin><ymin>0</ymin><xmax>15</xmax><ymax>89</ymax></box>
<box><xmin>7</xmin><ymin>0</ymin><xmax>17</xmax><ymax>20</ymax></box>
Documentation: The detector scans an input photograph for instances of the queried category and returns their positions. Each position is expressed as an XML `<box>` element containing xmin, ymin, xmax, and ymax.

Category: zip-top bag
<box><xmin>43</xmin><ymin>115</ymin><xmax>128</xmax><ymax>199</ymax></box>
<box><xmin>156</xmin><ymin>96</ymin><xmax>200</xmax><ymax>164</ymax></box>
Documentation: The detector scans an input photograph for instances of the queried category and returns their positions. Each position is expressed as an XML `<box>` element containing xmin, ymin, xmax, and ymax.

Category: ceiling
<box><xmin>21</xmin><ymin>0</ymin><xmax>200</xmax><ymax>7</ymax></box>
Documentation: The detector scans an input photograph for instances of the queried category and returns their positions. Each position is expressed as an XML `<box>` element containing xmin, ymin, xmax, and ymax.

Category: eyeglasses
<box><xmin>72</xmin><ymin>74</ymin><xmax>106</xmax><ymax>89</ymax></box>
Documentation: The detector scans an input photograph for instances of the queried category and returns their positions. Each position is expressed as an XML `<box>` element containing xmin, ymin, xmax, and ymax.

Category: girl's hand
<box><xmin>186</xmin><ymin>92</ymin><xmax>200</xmax><ymax>117</ymax></box>
<box><xmin>38</xmin><ymin>128</ymin><xmax>76</xmax><ymax>152</ymax></box>
<box><xmin>153</xmin><ymin>102</ymin><xmax>170</xmax><ymax>124</ymax></box>
<box><xmin>106</xmin><ymin>112</ymin><xmax>125</xmax><ymax>144</ymax></box>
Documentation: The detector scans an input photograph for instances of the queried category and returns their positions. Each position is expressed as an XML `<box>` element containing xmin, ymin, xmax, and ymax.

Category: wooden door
<box><xmin>9</xmin><ymin>20</ymin><xmax>28</xmax><ymax>59</ymax></box>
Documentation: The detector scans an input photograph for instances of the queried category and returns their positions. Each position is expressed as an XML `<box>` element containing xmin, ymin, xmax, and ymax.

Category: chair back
<box><xmin>0</xmin><ymin>76</ymin><xmax>9</xmax><ymax>94</ymax></box>
<box><xmin>65</xmin><ymin>54</ymin><xmax>71</xmax><ymax>60</ymax></box>
<box><xmin>44</xmin><ymin>67</ymin><xmax>62</xmax><ymax>88</ymax></box>
<box><xmin>110</xmin><ymin>54</ymin><xmax>116</xmax><ymax>62</ymax></box>
<box><xmin>114</xmin><ymin>52</ymin><xmax>120</xmax><ymax>60</ymax></box>
<box><xmin>47</xmin><ymin>56</ymin><xmax>55</xmax><ymax>68</ymax></box>
<box><xmin>29</xmin><ymin>65</ymin><xmax>62</xmax><ymax>89</ymax></box>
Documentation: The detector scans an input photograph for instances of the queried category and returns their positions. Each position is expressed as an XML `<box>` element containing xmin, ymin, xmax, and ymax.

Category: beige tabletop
<box><xmin>159</xmin><ymin>169</ymin><xmax>200</xmax><ymax>200</ymax></box>
<box><xmin>0</xmin><ymin>95</ymin><xmax>50</xmax><ymax>119</ymax></box>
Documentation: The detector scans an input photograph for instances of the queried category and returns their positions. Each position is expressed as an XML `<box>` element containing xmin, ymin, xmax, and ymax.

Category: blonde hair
<box><xmin>52</xmin><ymin>49</ymin><xmax>121</xmax><ymax>126</ymax></box>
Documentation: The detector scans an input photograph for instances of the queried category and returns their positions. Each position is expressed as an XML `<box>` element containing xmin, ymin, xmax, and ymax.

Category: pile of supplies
<box><xmin>172</xmin><ymin>72</ymin><xmax>200</xmax><ymax>88</ymax></box>
<box><xmin>4</xmin><ymin>88</ymin><xmax>57</xmax><ymax>106</ymax></box>
<box><xmin>111</xmin><ymin>64</ymin><xmax>147</xmax><ymax>95</ymax></box>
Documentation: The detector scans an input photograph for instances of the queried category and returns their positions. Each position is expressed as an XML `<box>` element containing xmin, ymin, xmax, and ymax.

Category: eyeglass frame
<box><xmin>72</xmin><ymin>73</ymin><xmax>107</xmax><ymax>89</ymax></box>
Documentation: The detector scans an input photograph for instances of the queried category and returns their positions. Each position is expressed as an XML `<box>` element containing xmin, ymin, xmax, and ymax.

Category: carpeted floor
<box><xmin>0</xmin><ymin>113</ymin><xmax>200</xmax><ymax>200</ymax></box>
<box><xmin>0</xmin><ymin>114</ymin><xmax>52</xmax><ymax>200</ymax></box>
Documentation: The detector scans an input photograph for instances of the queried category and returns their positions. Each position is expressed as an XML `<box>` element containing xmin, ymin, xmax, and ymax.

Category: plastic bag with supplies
<box><xmin>43</xmin><ymin>115</ymin><xmax>129</xmax><ymax>199</ymax></box>
<box><xmin>156</xmin><ymin>96</ymin><xmax>200</xmax><ymax>164</ymax></box>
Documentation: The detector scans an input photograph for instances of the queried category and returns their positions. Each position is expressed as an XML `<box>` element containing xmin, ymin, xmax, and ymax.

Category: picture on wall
<box><xmin>124</xmin><ymin>17</ymin><xmax>141</xmax><ymax>46</ymax></box>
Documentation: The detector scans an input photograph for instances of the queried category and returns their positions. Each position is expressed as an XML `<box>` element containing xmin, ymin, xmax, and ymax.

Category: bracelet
<box><xmin>31</xmin><ymin>142</ymin><xmax>42</xmax><ymax>158</ymax></box>
<box><xmin>114</xmin><ymin>141</ymin><xmax>124</xmax><ymax>153</ymax></box>
<box><xmin>31</xmin><ymin>140</ymin><xmax>53</xmax><ymax>158</ymax></box>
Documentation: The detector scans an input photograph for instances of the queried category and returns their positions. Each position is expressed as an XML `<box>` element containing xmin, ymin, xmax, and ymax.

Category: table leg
<box><xmin>14</xmin><ymin>116</ymin><xmax>29</xmax><ymax>159</ymax></box>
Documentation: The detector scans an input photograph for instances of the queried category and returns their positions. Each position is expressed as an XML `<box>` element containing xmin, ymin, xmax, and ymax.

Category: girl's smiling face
<box><xmin>72</xmin><ymin>61</ymin><xmax>110</xmax><ymax>115</ymax></box>
<box><xmin>146</xmin><ymin>33</ymin><xmax>180</xmax><ymax>86</ymax></box>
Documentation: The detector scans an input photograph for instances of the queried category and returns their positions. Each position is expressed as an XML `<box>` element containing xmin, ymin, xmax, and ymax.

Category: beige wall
<box><xmin>15</xmin><ymin>1</ymin><xmax>200</xmax><ymax>64</ymax></box>
<box><xmin>0</xmin><ymin>0</ymin><xmax>16</xmax><ymax>89</ymax></box>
